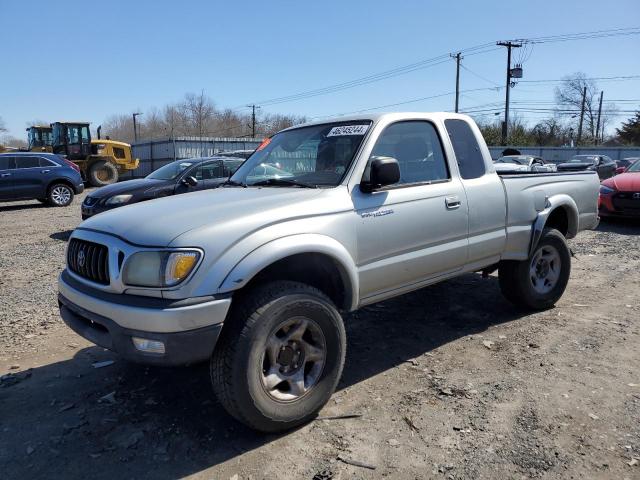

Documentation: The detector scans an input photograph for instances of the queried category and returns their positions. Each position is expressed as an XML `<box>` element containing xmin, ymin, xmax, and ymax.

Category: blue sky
<box><xmin>1</xmin><ymin>0</ymin><xmax>639</xmax><ymax>139</ymax></box>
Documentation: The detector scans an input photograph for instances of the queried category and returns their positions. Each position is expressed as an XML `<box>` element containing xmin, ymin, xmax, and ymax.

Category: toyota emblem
<box><xmin>77</xmin><ymin>249</ymin><xmax>86</xmax><ymax>267</ymax></box>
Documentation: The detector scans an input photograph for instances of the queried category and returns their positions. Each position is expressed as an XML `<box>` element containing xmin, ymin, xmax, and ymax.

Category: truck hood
<box><xmin>78</xmin><ymin>187</ymin><xmax>341</xmax><ymax>247</ymax></box>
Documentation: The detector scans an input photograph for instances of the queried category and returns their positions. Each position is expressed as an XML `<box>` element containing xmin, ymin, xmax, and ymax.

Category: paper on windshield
<box><xmin>327</xmin><ymin>125</ymin><xmax>369</xmax><ymax>137</ymax></box>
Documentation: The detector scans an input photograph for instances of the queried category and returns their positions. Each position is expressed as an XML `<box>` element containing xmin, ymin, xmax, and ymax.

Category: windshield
<box><xmin>230</xmin><ymin>121</ymin><xmax>372</xmax><ymax>187</ymax></box>
<box><xmin>28</xmin><ymin>128</ymin><xmax>52</xmax><ymax>148</ymax></box>
<box><xmin>495</xmin><ymin>155</ymin><xmax>528</xmax><ymax>165</ymax></box>
<box><xmin>568</xmin><ymin>155</ymin><xmax>597</xmax><ymax>164</ymax></box>
<box><xmin>627</xmin><ymin>160</ymin><xmax>640</xmax><ymax>172</ymax></box>
<box><xmin>147</xmin><ymin>160</ymin><xmax>195</xmax><ymax>180</ymax></box>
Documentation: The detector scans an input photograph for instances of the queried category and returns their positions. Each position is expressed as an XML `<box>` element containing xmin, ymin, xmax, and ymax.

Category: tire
<box><xmin>47</xmin><ymin>183</ymin><xmax>74</xmax><ymax>207</ymax></box>
<box><xmin>87</xmin><ymin>161</ymin><xmax>118</xmax><ymax>187</ymax></box>
<box><xmin>499</xmin><ymin>228</ymin><xmax>571</xmax><ymax>310</ymax></box>
<box><xmin>211</xmin><ymin>281</ymin><xmax>346</xmax><ymax>432</ymax></box>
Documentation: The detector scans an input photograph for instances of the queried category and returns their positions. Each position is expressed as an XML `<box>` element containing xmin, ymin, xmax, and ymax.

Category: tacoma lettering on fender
<box><xmin>58</xmin><ymin>112</ymin><xmax>599</xmax><ymax>432</ymax></box>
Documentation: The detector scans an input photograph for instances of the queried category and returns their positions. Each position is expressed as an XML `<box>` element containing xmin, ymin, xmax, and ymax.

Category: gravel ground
<box><xmin>1</xmin><ymin>192</ymin><xmax>639</xmax><ymax>480</ymax></box>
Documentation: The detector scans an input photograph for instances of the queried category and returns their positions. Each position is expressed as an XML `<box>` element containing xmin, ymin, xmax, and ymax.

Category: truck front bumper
<box><xmin>58</xmin><ymin>271</ymin><xmax>231</xmax><ymax>366</ymax></box>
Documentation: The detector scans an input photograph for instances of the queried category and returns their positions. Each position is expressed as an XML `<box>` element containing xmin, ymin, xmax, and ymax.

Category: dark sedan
<box><xmin>557</xmin><ymin>154</ymin><xmax>617</xmax><ymax>179</ymax></box>
<box><xmin>81</xmin><ymin>156</ymin><xmax>243</xmax><ymax>219</ymax></box>
<box><xmin>0</xmin><ymin>152</ymin><xmax>84</xmax><ymax>206</ymax></box>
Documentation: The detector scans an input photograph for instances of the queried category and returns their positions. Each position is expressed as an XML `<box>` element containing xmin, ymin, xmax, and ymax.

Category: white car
<box><xmin>494</xmin><ymin>155</ymin><xmax>557</xmax><ymax>173</ymax></box>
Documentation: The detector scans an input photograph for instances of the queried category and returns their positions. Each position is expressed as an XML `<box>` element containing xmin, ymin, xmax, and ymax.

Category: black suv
<box><xmin>0</xmin><ymin>152</ymin><xmax>84</xmax><ymax>206</ymax></box>
<box><xmin>81</xmin><ymin>156</ymin><xmax>243</xmax><ymax>219</ymax></box>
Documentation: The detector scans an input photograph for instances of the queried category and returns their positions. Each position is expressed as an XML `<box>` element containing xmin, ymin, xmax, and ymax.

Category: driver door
<box><xmin>353</xmin><ymin>120</ymin><xmax>469</xmax><ymax>303</ymax></box>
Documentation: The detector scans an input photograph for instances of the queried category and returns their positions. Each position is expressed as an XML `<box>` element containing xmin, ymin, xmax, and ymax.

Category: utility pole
<box><xmin>450</xmin><ymin>52</ymin><xmax>462</xmax><ymax>113</ymax></box>
<box><xmin>576</xmin><ymin>86</ymin><xmax>587</xmax><ymax>145</ymax></box>
<box><xmin>132</xmin><ymin>112</ymin><xmax>143</xmax><ymax>143</ymax></box>
<box><xmin>595</xmin><ymin>90</ymin><xmax>604</xmax><ymax>145</ymax></box>
<box><xmin>247</xmin><ymin>105</ymin><xmax>261</xmax><ymax>138</ymax></box>
<box><xmin>497</xmin><ymin>41</ymin><xmax>522</xmax><ymax>145</ymax></box>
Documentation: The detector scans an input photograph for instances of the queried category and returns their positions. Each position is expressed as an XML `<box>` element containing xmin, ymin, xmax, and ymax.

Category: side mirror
<box><xmin>182</xmin><ymin>176</ymin><xmax>198</xmax><ymax>187</ymax></box>
<box><xmin>615</xmin><ymin>166</ymin><xmax>626</xmax><ymax>175</ymax></box>
<box><xmin>361</xmin><ymin>156</ymin><xmax>400</xmax><ymax>193</ymax></box>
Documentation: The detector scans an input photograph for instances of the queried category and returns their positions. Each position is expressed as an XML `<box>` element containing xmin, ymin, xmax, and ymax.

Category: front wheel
<box><xmin>211</xmin><ymin>281</ymin><xmax>346</xmax><ymax>432</ymax></box>
<box><xmin>499</xmin><ymin>228</ymin><xmax>571</xmax><ymax>310</ymax></box>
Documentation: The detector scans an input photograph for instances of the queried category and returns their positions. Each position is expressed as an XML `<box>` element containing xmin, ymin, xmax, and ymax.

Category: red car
<box><xmin>599</xmin><ymin>160</ymin><xmax>640</xmax><ymax>217</ymax></box>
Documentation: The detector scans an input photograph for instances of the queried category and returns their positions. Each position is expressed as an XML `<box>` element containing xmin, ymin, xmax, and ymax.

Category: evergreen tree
<box><xmin>616</xmin><ymin>111</ymin><xmax>640</xmax><ymax>145</ymax></box>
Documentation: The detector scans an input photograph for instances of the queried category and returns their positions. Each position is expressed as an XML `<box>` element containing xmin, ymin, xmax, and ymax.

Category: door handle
<box><xmin>41</xmin><ymin>169</ymin><xmax>51</xmax><ymax>173</ymax></box>
<box><xmin>445</xmin><ymin>196</ymin><xmax>461</xmax><ymax>209</ymax></box>
<box><xmin>0</xmin><ymin>173</ymin><xmax>11</xmax><ymax>177</ymax></box>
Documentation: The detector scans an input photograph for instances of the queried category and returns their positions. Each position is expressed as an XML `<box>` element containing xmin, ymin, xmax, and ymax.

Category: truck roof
<box><xmin>285</xmin><ymin>112</ymin><xmax>474</xmax><ymax>131</ymax></box>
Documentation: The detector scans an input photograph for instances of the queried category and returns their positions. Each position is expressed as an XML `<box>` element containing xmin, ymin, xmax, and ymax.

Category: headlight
<box><xmin>599</xmin><ymin>185</ymin><xmax>615</xmax><ymax>195</ymax></box>
<box><xmin>123</xmin><ymin>250</ymin><xmax>201</xmax><ymax>287</ymax></box>
<box><xmin>106</xmin><ymin>194</ymin><xmax>133</xmax><ymax>205</ymax></box>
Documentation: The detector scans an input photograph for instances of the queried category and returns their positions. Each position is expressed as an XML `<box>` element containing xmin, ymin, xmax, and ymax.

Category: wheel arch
<box><xmin>218</xmin><ymin>234</ymin><xmax>359</xmax><ymax>311</ymax></box>
<box><xmin>529</xmin><ymin>194</ymin><xmax>578</xmax><ymax>257</ymax></box>
<box><xmin>46</xmin><ymin>177</ymin><xmax>75</xmax><ymax>194</ymax></box>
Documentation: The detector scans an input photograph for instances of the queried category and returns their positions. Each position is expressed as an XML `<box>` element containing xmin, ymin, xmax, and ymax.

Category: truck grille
<box><xmin>67</xmin><ymin>239</ymin><xmax>110</xmax><ymax>285</ymax></box>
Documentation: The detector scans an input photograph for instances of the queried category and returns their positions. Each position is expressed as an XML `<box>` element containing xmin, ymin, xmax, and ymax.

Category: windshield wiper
<box><xmin>250</xmin><ymin>178</ymin><xmax>317</xmax><ymax>189</ymax></box>
<box><xmin>222</xmin><ymin>179</ymin><xmax>247</xmax><ymax>187</ymax></box>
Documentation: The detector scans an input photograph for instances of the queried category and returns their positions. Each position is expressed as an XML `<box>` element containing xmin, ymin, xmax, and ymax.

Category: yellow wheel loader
<box><xmin>51</xmin><ymin>122</ymin><xmax>139</xmax><ymax>186</ymax></box>
<box><xmin>27</xmin><ymin>125</ymin><xmax>54</xmax><ymax>152</ymax></box>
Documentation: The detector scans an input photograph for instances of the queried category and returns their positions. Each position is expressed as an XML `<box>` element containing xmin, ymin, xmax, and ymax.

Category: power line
<box><xmin>459</xmin><ymin>64</ymin><xmax>501</xmax><ymax>86</ymax></box>
<box><xmin>516</xmin><ymin>26</ymin><xmax>640</xmax><ymax>44</ymax></box>
<box><xmin>239</xmin><ymin>43</ymin><xmax>499</xmax><ymax>108</ymax></box>
<box><xmin>519</xmin><ymin>74</ymin><xmax>640</xmax><ymax>84</ymax></box>
<box><xmin>309</xmin><ymin>86</ymin><xmax>504</xmax><ymax>120</ymax></box>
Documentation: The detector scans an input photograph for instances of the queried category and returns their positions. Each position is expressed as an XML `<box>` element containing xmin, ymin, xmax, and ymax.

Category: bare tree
<box><xmin>554</xmin><ymin>73</ymin><xmax>619</xmax><ymax>143</ymax></box>
<box><xmin>0</xmin><ymin>116</ymin><xmax>8</xmax><ymax>133</ymax></box>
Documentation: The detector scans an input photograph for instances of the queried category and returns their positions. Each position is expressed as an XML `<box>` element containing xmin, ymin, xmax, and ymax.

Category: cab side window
<box><xmin>445</xmin><ymin>119</ymin><xmax>486</xmax><ymax>180</ymax></box>
<box><xmin>15</xmin><ymin>156</ymin><xmax>40</xmax><ymax>168</ymax></box>
<box><xmin>368</xmin><ymin>121</ymin><xmax>449</xmax><ymax>186</ymax></box>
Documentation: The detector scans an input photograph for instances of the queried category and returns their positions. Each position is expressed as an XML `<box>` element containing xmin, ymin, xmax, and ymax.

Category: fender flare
<box><xmin>218</xmin><ymin>234</ymin><xmax>359</xmax><ymax>311</ymax></box>
<box><xmin>529</xmin><ymin>194</ymin><xmax>578</xmax><ymax>257</ymax></box>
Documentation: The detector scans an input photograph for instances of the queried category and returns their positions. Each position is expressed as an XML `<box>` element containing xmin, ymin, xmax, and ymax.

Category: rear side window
<box><xmin>39</xmin><ymin>157</ymin><xmax>57</xmax><ymax>167</ymax></box>
<box><xmin>198</xmin><ymin>161</ymin><xmax>223</xmax><ymax>180</ymax></box>
<box><xmin>15</xmin><ymin>156</ymin><xmax>40</xmax><ymax>169</ymax></box>
<box><xmin>223</xmin><ymin>161</ymin><xmax>243</xmax><ymax>176</ymax></box>
<box><xmin>445</xmin><ymin>119</ymin><xmax>486</xmax><ymax>180</ymax></box>
<box><xmin>0</xmin><ymin>156</ymin><xmax>16</xmax><ymax>170</ymax></box>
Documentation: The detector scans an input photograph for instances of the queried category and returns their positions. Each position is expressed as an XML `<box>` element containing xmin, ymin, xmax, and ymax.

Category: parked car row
<box><xmin>493</xmin><ymin>153</ymin><xmax>638</xmax><ymax>181</ymax></box>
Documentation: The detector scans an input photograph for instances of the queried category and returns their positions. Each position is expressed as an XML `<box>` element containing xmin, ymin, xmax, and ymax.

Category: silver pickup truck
<box><xmin>58</xmin><ymin>112</ymin><xmax>599</xmax><ymax>431</ymax></box>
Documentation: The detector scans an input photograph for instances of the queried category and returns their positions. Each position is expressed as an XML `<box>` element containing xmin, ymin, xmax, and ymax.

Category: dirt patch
<box><xmin>1</xmin><ymin>196</ymin><xmax>639</xmax><ymax>479</ymax></box>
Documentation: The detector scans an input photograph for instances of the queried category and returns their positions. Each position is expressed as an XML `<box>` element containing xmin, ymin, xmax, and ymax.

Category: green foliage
<box><xmin>616</xmin><ymin>111</ymin><xmax>640</xmax><ymax>145</ymax></box>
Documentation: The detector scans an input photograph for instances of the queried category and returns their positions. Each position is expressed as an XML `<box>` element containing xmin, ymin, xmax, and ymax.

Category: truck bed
<box><xmin>498</xmin><ymin>170</ymin><xmax>600</xmax><ymax>260</ymax></box>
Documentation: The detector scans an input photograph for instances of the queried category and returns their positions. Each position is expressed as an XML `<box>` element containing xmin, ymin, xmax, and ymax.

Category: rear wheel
<box><xmin>47</xmin><ymin>184</ymin><xmax>74</xmax><ymax>207</ymax></box>
<box><xmin>211</xmin><ymin>281</ymin><xmax>346</xmax><ymax>432</ymax></box>
<box><xmin>499</xmin><ymin>228</ymin><xmax>570</xmax><ymax>310</ymax></box>
<box><xmin>88</xmin><ymin>160</ymin><xmax>118</xmax><ymax>187</ymax></box>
